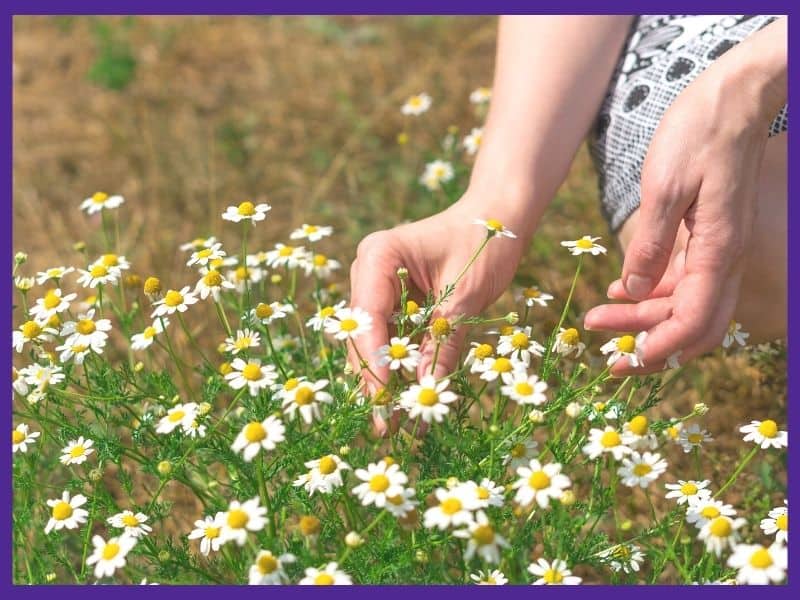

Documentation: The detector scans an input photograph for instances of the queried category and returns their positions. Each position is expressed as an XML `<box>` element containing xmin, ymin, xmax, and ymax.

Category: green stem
<box><xmin>714</xmin><ymin>446</ymin><xmax>759</xmax><ymax>499</ymax></box>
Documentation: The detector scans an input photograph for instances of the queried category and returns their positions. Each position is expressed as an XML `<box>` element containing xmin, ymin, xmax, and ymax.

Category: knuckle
<box><xmin>631</xmin><ymin>240</ymin><xmax>672</xmax><ymax>267</ymax></box>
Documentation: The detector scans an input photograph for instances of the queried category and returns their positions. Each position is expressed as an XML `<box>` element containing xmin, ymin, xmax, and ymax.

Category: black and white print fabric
<box><xmin>589</xmin><ymin>15</ymin><xmax>788</xmax><ymax>232</ymax></box>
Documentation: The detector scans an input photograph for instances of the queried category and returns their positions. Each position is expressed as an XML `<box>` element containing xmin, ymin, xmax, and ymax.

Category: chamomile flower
<box><xmin>29</xmin><ymin>288</ymin><xmax>77</xmax><ymax>324</ymax></box>
<box><xmin>686</xmin><ymin>498</ymin><xmax>736</xmax><ymax>529</ymax></box>
<box><xmin>91</xmin><ymin>253</ymin><xmax>130</xmax><ymax>272</ymax></box>
<box><xmin>723</xmin><ymin>320</ymin><xmax>749</xmax><ymax>348</ymax></box>
<box><xmin>183</xmin><ymin>419</ymin><xmax>207</xmax><ymax>438</ymax></box>
<box><xmin>561</xmin><ymin>235</ymin><xmax>607</xmax><ymax>256</ymax></box>
<box><xmin>45</xmin><ymin>491</ymin><xmax>88</xmax><ymax>534</ymax></box>
<box><xmin>351</xmin><ymin>460</ymin><xmax>408</xmax><ymax>508</ymax></box>
<box><xmin>281</xmin><ymin>379</ymin><xmax>333</xmax><ymax>424</ymax></box>
<box><xmin>76</xmin><ymin>263</ymin><xmax>121</xmax><ymax>288</ymax></box>
<box><xmin>225</xmin><ymin>358</ymin><xmax>278</xmax><ymax>396</ymax></box>
<box><xmin>35</xmin><ymin>266</ymin><xmax>75</xmax><ymax>285</ymax></box>
<box><xmin>473</xmin><ymin>218</ymin><xmax>517</xmax><ymax>239</ymax></box>
<box><xmin>60</xmin><ymin>437</ymin><xmax>95</xmax><ymax>465</ymax></box>
<box><xmin>12</xmin><ymin>423</ymin><xmax>40</xmax><ymax>454</ymax></box>
<box><xmin>469</xmin><ymin>86</ymin><xmax>492</xmax><ymax>104</ymax></box>
<box><xmin>301</xmin><ymin>253</ymin><xmax>341</xmax><ymax>279</ymax></box>
<box><xmin>462</xmin><ymin>127</ymin><xmax>483</xmax><ymax>156</ymax></box>
<box><xmin>226</xmin><ymin>264</ymin><xmax>265</xmax><ymax>294</ymax></box>
<box><xmin>424</xmin><ymin>485</ymin><xmax>480</xmax><ymax>530</ymax></box>
<box><xmin>727</xmin><ymin>543</ymin><xmax>787</xmax><ymax>585</ymax></box>
<box><xmin>497</xmin><ymin>326</ymin><xmax>544</xmax><ymax>366</ymax></box>
<box><xmin>306</xmin><ymin>301</ymin><xmax>345</xmax><ymax>331</ymax></box>
<box><xmin>465</xmin><ymin>342</ymin><xmax>495</xmax><ymax>371</ymax></box>
<box><xmin>453</xmin><ymin>511</ymin><xmax>509</xmax><ymax>564</ymax></box>
<box><xmin>221</xmin><ymin>201</ymin><xmax>272</xmax><ymax>224</ymax></box>
<box><xmin>552</xmin><ymin>327</ymin><xmax>586</xmax><ymax>358</ymax></box>
<box><xmin>739</xmin><ymin>419</ymin><xmax>788</xmax><ymax>450</ymax></box>
<box><xmin>420</xmin><ymin>159</ymin><xmax>454</xmax><ymax>191</ymax></box>
<box><xmin>617</xmin><ymin>451</ymin><xmax>668</xmax><ymax>488</ymax></box>
<box><xmin>290</xmin><ymin>224</ymin><xmax>333</xmax><ymax>243</ymax></box>
<box><xmin>20</xmin><ymin>362</ymin><xmax>65</xmax><ymax>389</ymax></box>
<box><xmin>665</xmin><ymin>480</ymin><xmax>712</xmax><ymax>505</ymax></box>
<box><xmin>477</xmin><ymin>356</ymin><xmax>519</xmax><ymax>383</ymax></box>
<box><xmin>224</xmin><ymin>328</ymin><xmax>261</xmax><ymax>355</ymax></box>
<box><xmin>597</xmin><ymin>544</ymin><xmax>644</xmax><ymax>574</ymax></box>
<box><xmin>231</xmin><ymin>416</ymin><xmax>286</xmax><ymax>462</ymax></box>
<box><xmin>528</xmin><ymin>558</ymin><xmax>582</xmax><ymax>585</ymax></box>
<box><xmin>760</xmin><ymin>503</ymin><xmax>788</xmax><ymax>544</ymax></box>
<box><xmin>502</xmin><ymin>439</ymin><xmax>538</xmax><ymax>470</ymax></box>
<box><xmin>248</xmin><ymin>550</ymin><xmax>295</xmax><ymax>585</ymax></box>
<box><xmin>250</xmin><ymin>301</ymin><xmax>293</xmax><ymax>326</ymax></box>
<box><xmin>12</xmin><ymin>368</ymin><xmax>29</xmax><ymax>397</ymax></box>
<box><xmin>179</xmin><ymin>236</ymin><xmax>218</xmax><ymax>252</ymax></box>
<box><xmin>299</xmin><ymin>562</ymin><xmax>352</xmax><ymax>585</ymax></box>
<box><xmin>13</xmin><ymin>320</ymin><xmax>56</xmax><ymax>352</ymax></box>
<box><xmin>80</xmin><ymin>191</ymin><xmax>124</xmax><ymax>214</ymax></box>
<box><xmin>622</xmin><ymin>415</ymin><xmax>658</xmax><ymax>450</ymax></box>
<box><xmin>187</xmin><ymin>242</ymin><xmax>226</xmax><ymax>268</ymax></box>
<box><xmin>678</xmin><ymin>424</ymin><xmax>714</xmax><ymax>453</ymax></box>
<box><xmin>470</xmin><ymin>570</ymin><xmax>507</xmax><ymax>585</ymax></box>
<box><xmin>399</xmin><ymin>375</ymin><xmax>458</xmax><ymax>424</ymax></box>
<box><xmin>14</xmin><ymin>276</ymin><xmax>34</xmax><ymax>291</ymax></box>
<box><xmin>383</xmin><ymin>487</ymin><xmax>419</xmax><ymax>518</ymax></box>
<box><xmin>463</xmin><ymin>478</ymin><xmax>505</xmax><ymax>509</ymax></box>
<box><xmin>55</xmin><ymin>340</ymin><xmax>96</xmax><ymax>365</ymax></box>
<box><xmin>156</xmin><ymin>402</ymin><xmax>199</xmax><ymax>434</ymax></box>
<box><xmin>600</xmin><ymin>332</ymin><xmax>647</xmax><ymax>368</ymax></box>
<box><xmin>513</xmin><ymin>459</ymin><xmax>571</xmax><ymax>509</ymax></box>
<box><xmin>293</xmin><ymin>454</ymin><xmax>350</xmax><ymax>496</ymax></box>
<box><xmin>220</xmin><ymin>497</ymin><xmax>268</xmax><ymax>546</ymax></box>
<box><xmin>187</xmin><ymin>512</ymin><xmax>226</xmax><ymax>556</ymax></box>
<box><xmin>324</xmin><ymin>306</ymin><xmax>373</xmax><ymax>340</ymax></box>
<box><xmin>61</xmin><ymin>309</ymin><xmax>112</xmax><ymax>352</ymax></box>
<box><xmin>107</xmin><ymin>510</ymin><xmax>153</xmax><ymax>538</ymax></box>
<box><xmin>698</xmin><ymin>515</ymin><xmax>746</xmax><ymax>557</ymax></box>
<box><xmin>401</xmin><ymin>92</ymin><xmax>432</xmax><ymax>116</ymax></box>
<box><xmin>265</xmin><ymin>243</ymin><xmax>309</xmax><ymax>270</ymax></box>
<box><xmin>86</xmin><ymin>534</ymin><xmax>136</xmax><ymax>579</ymax></box>
<box><xmin>151</xmin><ymin>286</ymin><xmax>198</xmax><ymax>318</ymax></box>
<box><xmin>583</xmin><ymin>426</ymin><xmax>632</xmax><ymax>461</ymax></box>
<box><xmin>500</xmin><ymin>372</ymin><xmax>548</xmax><ymax>406</ymax></box>
<box><xmin>377</xmin><ymin>336</ymin><xmax>422</xmax><ymax>372</ymax></box>
<box><xmin>402</xmin><ymin>299</ymin><xmax>425</xmax><ymax>325</ymax></box>
<box><xmin>130</xmin><ymin>318</ymin><xmax>168</xmax><ymax>351</ymax></box>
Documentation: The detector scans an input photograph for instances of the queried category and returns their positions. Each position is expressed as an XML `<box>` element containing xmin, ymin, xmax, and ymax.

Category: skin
<box><xmin>348</xmin><ymin>16</ymin><xmax>787</xmax><ymax>433</ymax></box>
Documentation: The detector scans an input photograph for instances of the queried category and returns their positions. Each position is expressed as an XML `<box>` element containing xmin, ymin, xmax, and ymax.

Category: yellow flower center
<box><xmin>314</xmin><ymin>573</ymin><xmax>334</xmax><ymax>585</ymax></box>
<box><xmin>523</xmin><ymin>287</ymin><xmax>541</xmax><ymax>299</ymax></box>
<box><xmin>204</xmin><ymin>526</ymin><xmax>220</xmax><ymax>539</ymax></box>
<box><xmin>102</xmin><ymin>542</ymin><xmax>120</xmax><ymax>560</ymax></box>
<box><xmin>474</xmin><ymin>344</ymin><xmax>493</xmax><ymax>359</ymax></box>
<box><xmin>758</xmin><ymin>420</ymin><xmax>778</xmax><ymax>438</ymax></box>
<box><xmin>776</xmin><ymin>514</ymin><xmax>788</xmax><ymax>531</ymax></box>
<box><xmin>616</xmin><ymin>335</ymin><xmax>636</xmax><ymax>353</ymax></box>
<box><xmin>628</xmin><ymin>415</ymin><xmax>649</xmax><ymax>436</ymax></box>
<box><xmin>543</xmin><ymin>569</ymin><xmax>563</xmax><ymax>584</ymax></box>
<box><xmin>313</xmin><ymin>254</ymin><xmax>327</xmax><ymax>267</ymax></box>
<box><xmin>122</xmin><ymin>514</ymin><xmax>140</xmax><ymax>527</ymax></box>
<box><xmin>47</xmin><ymin>314</ymin><xmax>61</xmax><ymax>328</ymax></box>
<box><xmin>510</xmin><ymin>332</ymin><xmax>529</xmax><ymax>349</ymax></box>
<box><xmin>492</xmin><ymin>357</ymin><xmax>513</xmax><ymax>373</ymax></box>
<box><xmin>701</xmin><ymin>506</ymin><xmax>720</xmax><ymax>519</ymax></box>
<box><xmin>12</xmin><ymin>430</ymin><xmax>25</xmax><ymax>445</ymax></box>
<box><xmin>319</xmin><ymin>306</ymin><xmax>335</xmax><ymax>318</ymax></box>
<box><xmin>560</xmin><ymin>328</ymin><xmax>580</xmax><ymax>345</ymax></box>
<box><xmin>304</xmin><ymin>225</ymin><xmax>318</xmax><ymax>234</ymax></box>
<box><xmin>528</xmin><ymin>470</ymin><xmax>551</xmax><ymax>490</ymax></box>
<box><xmin>472</xmin><ymin>524</ymin><xmax>495</xmax><ymax>545</ymax></box>
<box><xmin>294</xmin><ymin>387</ymin><xmax>315</xmax><ymax>406</ymax></box>
<box><xmin>369</xmin><ymin>474</ymin><xmax>390</xmax><ymax>493</ymax></box>
<box><xmin>440</xmin><ymin>498</ymin><xmax>462</xmax><ymax>515</ymax></box>
<box><xmin>164</xmin><ymin>290</ymin><xmax>184</xmax><ymax>307</ymax></box>
<box><xmin>168</xmin><ymin>410</ymin><xmax>185</xmax><ymax>423</ymax></box>
<box><xmin>687</xmin><ymin>433</ymin><xmax>704</xmax><ymax>444</ymax></box>
<box><xmin>227</xmin><ymin>508</ymin><xmax>249</xmax><ymax>529</ymax></box>
<box><xmin>204</xmin><ymin>270</ymin><xmax>223</xmax><ymax>287</ymax></box>
<box><xmin>667</xmin><ymin>425</ymin><xmax>679</xmax><ymax>439</ymax></box>
<box><xmin>680</xmin><ymin>482</ymin><xmax>698</xmax><ymax>496</ymax></box>
<box><xmin>22</xmin><ymin>321</ymin><xmax>42</xmax><ymax>339</ymax></box>
<box><xmin>709</xmin><ymin>517</ymin><xmax>732</xmax><ymax>538</ymax></box>
<box><xmin>252</xmin><ymin>303</ymin><xmax>273</xmax><ymax>320</ymax></box>
<box><xmin>237</xmin><ymin>201</ymin><xmax>256</xmax><ymax>216</ymax></box>
<box><xmin>600</xmin><ymin>430</ymin><xmax>621</xmax><ymax>448</ymax></box>
<box><xmin>510</xmin><ymin>443</ymin><xmax>526</xmax><ymax>458</ymax></box>
<box><xmin>405</xmin><ymin>300</ymin><xmax>420</xmax><ymax>316</ymax></box>
<box><xmin>234</xmin><ymin>336</ymin><xmax>253</xmax><ymax>350</ymax></box>
<box><xmin>219</xmin><ymin>362</ymin><xmax>232</xmax><ymax>375</ymax></box>
<box><xmin>417</xmin><ymin>389</ymin><xmax>439</xmax><ymax>407</ymax></box>
<box><xmin>243</xmin><ymin>422</ymin><xmax>267</xmax><ymax>443</ymax></box>
<box><xmin>284</xmin><ymin>378</ymin><xmax>299</xmax><ymax>391</ymax></box>
<box><xmin>52</xmin><ymin>501</ymin><xmax>73</xmax><ymax>520</ymax></box>
<box><xmin>143</xmin><ymin>277</ymin><xmax>161</xmax><ymax>295</ymax></box>
<box><xmin>90</xmin><ymin>264</ymin><xmax>108</xmax><ymax>278</ymax></box>
<box><xmin>69</xmin><ymin>445</ymin><xmax>86</xmax><ymax>458</ymax></box>
<box><xmin>76</xmin><ymin>319</ymin><xmax>96</xmax><ymax>335</ymax></box>
<box><xmin>242</xmin><ymin>363</ymin><xmax>263</xmax><ymax>381</ymax></box>
<box><xmin>575</xmin><ymin>238</ymin><xmax>594</xmax><ymax>250</ymax></box>
<box><xmin>92</xmin><ymin>192</ymin><xmax>108</xmax><ymax>204</ymax></box>
<box><xmin>235</xmin><ymin>266</ymin><xmax>249</xmax><ymax>281</ymax></box>
<box><xmin>387</xmin><ymin>494</ymin><xmax>404</xmax><ymax>506</ymax></box>
<box><xmin>101</xmin><ymin>254</ymin><xmax>119</xmax><ymax>267</ymax></box>
<box><xmin>476</xmin><ymin>487</ymin><xmax>490</xmax><ymax>500</ymax></box>
<box><xmin>485</xmin><ymin>219</ymin><xmax>503</xmax><ymax>231</ymax></box>
<box><xmin>43</xmin><ymin>290</ymin><xmax>61</xmax><ymax>309</ymax></box>
<box><xmin>431</xmin><ymin>317</ymin><xmax>451</xmax><ymax>338</ymax></box>
<box><xmin>749</xmin><ymin>548</ymin><xmax>773</xmax><ymax>569</ymax></box>
<box><xmin>257</xmin><ymin>554</ymin><xmax>278</xmax><ymax>574</ymax></box>
<box><xmin>278</xmin><ymin>246</ymin><xmax>294</xmax><ymax>257</ymax></box>
<box><xmin>515</xmin><ymin>382</ymin><xmax>533</xmax><ymax>396</ymax></box>
<box><xmin>388</xmin><ymin>344</ymin><xmax>408</xmax><ymax>359</ymax></box>
<box><xmin>409</xmin><ymin>96</ymin><xmax>422</xmax><ymax>107</ymax></box>
<box><xmin>143</xmin><ymin>326</ymin><xmax>157</xmax><ymax>339</ymax></box>
<box><xmin>196</xmin><ymin>248</ymin><xmax>213</xmax><ymax>259</ymax></box>
<box><xmin>339</xmin><ymin>318</ymin><xmax>358</xmax><ymax>332</ymax></box>
<box><xmin>318</xmin><ymin>456</ymin><xmax>337</xmax><ymax>475</ymax></box>
<box><xmin>633</xmin><ymin>463</ymin><xmax>652</xmax><ymax>477</ymax></box>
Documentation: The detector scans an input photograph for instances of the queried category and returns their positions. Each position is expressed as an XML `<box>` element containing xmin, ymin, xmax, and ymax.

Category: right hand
<box><xmin>347</xmin><ymin>197</ymin><xmax>527</xmax><ymax>434</ymax></box>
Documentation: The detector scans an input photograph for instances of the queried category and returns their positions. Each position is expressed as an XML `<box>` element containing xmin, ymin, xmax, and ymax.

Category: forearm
<box><xmin>464</xmin><ymin>15</ymin><xmax>634</xmax><ymax>240</ymax></box>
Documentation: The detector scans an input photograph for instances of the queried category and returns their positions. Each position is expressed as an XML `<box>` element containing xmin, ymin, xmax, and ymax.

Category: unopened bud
<box><xmin>382</xmin><ymin>456</ymin><xmax>396</xmax><ymax>467</ymax></box>
<box><xmin>143</xmin><ymin>276</ymin><xmax>161</xmax><ymax>296</ymax></box>
<box><xmin>73</xmin><ymin>241</ymin><xmax>87</xmax><ymax>252</ymax></box>
<box><xmin>505</xmin><ymin>312</ymin><xmax>519</xmax><ymax>325</ymax></box>
<box><xmin>124</xmin><ymin>273</ymin><xmax>142</xmax><ymax>289</ymax></box>
<box><xmin>45</xmin><ymin>572</ymin><xmax>57</xmax><ymax>583</ymax></box>
<box><xmin>338</xmin><ymin>445</ymin><xmax>350</xmax><ymax>456</ymax></box>
<box><xmin>89</xmin><ymin>468</ymin><xmax>103</xmax><ymax>482</ymax></box>
<box><xmin>414</xmin><ymin>549</ymin><xmax>429</xmax><ymax>563</ymax></box>
<box><xmin>560</xmin><ymin>490</ymin><xmax>576</xmax><ymax>506</ymax></box>
<box><xmin>565</xmin><ymin>402</ymin><xmax>582</xmax><ymax>419</ymax></box>
<box><xmin>446</xmin><ymin>476</ymin><xmax>459</xmax><ymax>489</ymax></box>
<box><xmin>14</xmin><ymin>251</ymin><xmax>27</xmax><ymax>264</ymax></box>
<box><xmin>198</xmin><ymin>402</ymin><xmax>212</xmax><ymax>416</ymax></box>
<box><xmin>219</xmin><ymin>362</ymin><xmax>232</xmax><ymax>375</ymax></box>
<box><xmin>299</xmin><ymin>515</ymin><xmax>321</xmax><ymax>537</ymax></box>
<box><xmin>134</xmin><ymin>361</ymin><xmax>144</xmax><ymax>372</ymax></box>
<box><xmin>396</xmin><ymin>267</ymin><xmax>409</xmax><ymax>280</ymax></box>
<box><xmin>345</xmin><ymin>531</ymin><xmax>364</xmax><ymax>548</ymax></box>
<box><xmin>158</xmin><ymin>551</ymin><xmax>170</xmax><ymax>562</ymax></box>
<box><xmin>488</xmin><ymin>424</ymin><xmax>500</xmax><ymax>434</ymax></box>
<box><xmin>620</xmin><ymin>519</ymin><xmax>633</xmax><ymax>531</ymax></box>
<box><xmin>693</xmin><ymin>403</ymin><xmax>709</xmax><ymax>416</ymax></box>
<box><xmin>528</xmin><ymin>409</ymin><xmax>545</xmax><ymax>423</ymax></box>
<box><xmin>157</xmin><ymin>460</ymin><xmax>172</xmax><ymax>476</ymax></box>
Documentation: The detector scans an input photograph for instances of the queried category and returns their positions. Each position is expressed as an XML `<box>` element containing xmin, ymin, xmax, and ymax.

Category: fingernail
<box><xmin>625</xmin><ymin>274</ymin><xmax>652</xmax><ymax>300</ymax></box>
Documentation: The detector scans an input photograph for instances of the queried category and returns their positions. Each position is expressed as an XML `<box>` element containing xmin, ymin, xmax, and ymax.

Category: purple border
<box><xmin>3</xmin><ymin>2</ymin><xmax>795</xmax><ymax>598</ymax></box>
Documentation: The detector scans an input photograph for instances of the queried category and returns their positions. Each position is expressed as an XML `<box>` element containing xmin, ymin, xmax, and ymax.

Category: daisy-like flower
<box><xmin>351</xmin><ymin>460</ymin><xmax>408</xmax><ymax>508</ymax></box>
<box><xmin>760</xmin><ymin>503</ymin><xmax>788</xmax><ymax>545</ymax></box>
<box><xmin>60</xmin><ymin>436</ymin><xmax>95</xmax><ymax>465</ymax></box>
<box><xmin>221</xmin><ymin>201</ymin><xmax>272</xmax><ymax>224</ymax></box>
<box><xmin>302</xmin><ymin>253</ymin><xmax>341</xmax><ymax>279</ymax></box>
<box><xmin>727</xmin><ymin>543</ymin><xmax>787</xmax><ymax>585</ymax></box>
<box><xmin>583</xmin><ymin>426</ymin><xmax>632</xmax><ymax>461</ymax></box>
<box><xmin>225</xmin><ymin>358</ymin><xmax>278</xmax><ymax>397</ymax></box>
<box><xmin>35</xmin><ymin>266</ymin><xmax>75</xmax><ymax>285</ymax></box>
<box><xmin>76</xmin><ymin>263</ymin><xmax>121</xmax><ymax>288</ymax></box>
<box><xmin>561</xmin><ymin>235</ymin><xmax>607</xmax><ymax>256</ymax></box>
<box><xmin>15</xmin><ymin>276</ymin><xmax>34</xmax><ymax>291</ymax></box>
<box><xmin>497</xmin><ymin>326</ymin><xmax>544</xmax><ymax>366</ymax></box>
<box><xmin>224</xmin><ymin>328</ymin><xmax>261</xmax><ymax>355</ymax></box>
<box><xmin>80</xmin><ymin>191</ymin><xmax>124</xmax><ymax>214</ymax></box>
<box><xmin>463</xmin><ymin>478</ymin><xmax>505</xmax><ymax>509</ymax></box>
<box><xmin>476</xmin><ymin>356</ymin><xmax>520</xmax><ymax>383</ymax></box>
<box><xmin>462</xmin><ymin>127</ymin><xmax>483</xmax><ymax>156</ymax></box>
<box><xmin>293</xmin><ymin>454</ymin><xmax>350</xmax><ymax>496</ymax></box>
<box><xmin>220</xmin><ymin>497</ymin><xmax>268</xmax><ymax>546</ymax></box>
<box><xmin>187</xmin><ymin>512</ymin><xmax>226</xmax><ymax>556</ymax></box>
<box><xmin>622</xmin><ymin>415</ymin><xmax>658</xmax><ymax>451</ymax></box>
<box><xmin>552</xmin><ymin>327</ymin><xmax>586</xmax><ymax>358</ymax></box>
<box><xmin>401</xmin><ymin>92</ymin><xmax>432</xmax><ymax>116</ymax></box>
<box><xmin>250</xmin><ymin>301</ymin><xmax>293</xmax><ymax>326</ymax></box>
<box><xmin>156</xmin><ymin>402</ymin><xmax>199</xmax><ymax>434</ymax></box>
<box><xmin>299</xmin><ymin>562</ymin><xmax>352</xmax><ymax>585</ymax></box>
<box><xmin>29</xmin><ymin>288</ymin><xmax>77</xmax><ymax>324</ymax></box>
<box><xmin>290</xmin><ymin>224</ymin><xmax>333</xmax><ymax>243</ymax></box>
<box><xmin>193</xmin><ymin>268</ymin><xmax>236</xmax><ymax>301</ymax></box>
<box><xmin>248</xmin><ymin>550</ymin><xmax>295</xmax><ymax>585</ymax></box>
<box><xmin>465</xmin><ymin>342</ymin><xmax>495</xmax><ymax>371</ymax></box>
<box><xmin>686</xmin><ymin>498</ymin><xmax>737</xmax><ymax>529</ymax></box>
<box><xmin>453</xmin><ymin>511</ymin><xmax>509</xmax><ymax>564</ymax></box>
<box><xmin>600</xmin><ymin>332</ymin><xmax>647</xmax><ymax>368</ymax></box>
<box><xmin>678</xmin><ymin>423</ymin><xmax>714</xmax><ymax>453</ymax></box>
<box><xmin>516</xmin><ymin>286</ymin><xmax>554</xmax><ymax>308</ymax></box>
<box><xmin>502</xmin><ymin>439</ymin><xmax>538</xmax><ymax>470</ymax></box>
<box><xmin>377</xmin><ymin>336</ymin><xmax>422</xmax><ymax>372</ymax></box>
<box><xmin>739</xmin><ymin>419</ymin><xmax>788</xmax><ymax>450</ymax></box>
<box><xmin>231</xmin><ymin>416</ymin><xmax>285</xmax><ymax>462</ymax></box>
<box><xmin>469</xmin><ymin>86</ymin><xmax>492</xmax><ymax>104</ymax></box>
<box><xmin>61</xmin><ymin>309</ymin><xmax>112</xmax><ymax>352</ymax></box>
<box><xmin>513</xmin><ymin>459</ymin><xmax>571</xmax><ymax>509</ymax></box>
<box><xmin>306</xmin><ymin>301</ymin><xmax>345</xmax><ymax>331</ymax></box>
<box><xmin>698</xmin><ymin>515</ymin><xmax>746</xmax><ymax>557</ymax></box>
<box><xmin>226</xmin><ymin>264</ymin><xmax>265</xmax><ymax>294</ymax></box>
<box><xmin>86</xmin><ymin>534</ymin><xmax>136</xmax><ymax>579</ymax></box>
<box><xmin>617</xmin><ymin>451</ymin><xmax>668</xmax><ymax>489</ymax></box>
<box><xmin>281</xmin><ymin>379</ymin><xmax>333</xmax><ymax>424</ymax></box>
<box><xmin>187</xmin><ymin>242</ymin><xmax>226</xmax><ymax>268</ymax></box>
<box><xmin>151</xmin><ymin>286</ymin><xmax>198</xmax><ymax>318</ymax></box>
<box><xmin>45</xmin><ymin>491</ymin><xmax>89</xmax><ymax>534</ymax></box>
<box><xmin>91</xmin><ymin>253</ymin><xmax>130</xmax><ymax>273</ymax></box>
<box><xmin>723</xmin><ymin>320</ymin><xmax>749</xmax><ymax>348</ymax></box>
<box><xmin>107</xmin><ymin>510</ymin><xmax>153</xmax><ymax>538</ymax></box>
<box><xmin>598</xmin><ymin>544</ymin><xmax>645</xmax><ymax>574</ymax></box>
<box><xmin>55</xmin><ymin>340</ymin><xmax>96</xmax><ymax>365</ymax></box>
<box><xmin>20</xmin><ymin>362</ymin><xmax>65</xmax><ymax>390</ymax></box>
<box><xmin>470</xmin><ymin>570</ymin><xmax>507</xmax><ymax>585</ymax></box>
<box><xmin>383</xmin><ymin>487</ymin><xmax>419</xmax><ymax>518</ymax></box>
<box><xmin>402</xmin><ymin>299</ymin><xmax>425</xmax><ymax>325</ymax></box>
<box><xmin>500</xmin><ymin>372</ymin><xmax>548</xmax><ymax>406</ymax></box>
<box><xmin>13</xmin><ymin>320</ymin><xmax>56</xmax><ymax>353</ymax></box>
<box><xmin>179</xmin><ymin>236</ymin><xmax>218</xmax><ymax>252</ymax></box>
<box><xmin>424</xmin><ymin>485</ymin><xmax>480</xmax><ymax>530</ymax></box>
<box><xmin>473</xmin><ymin>218</ymin><xmax>517</xmax><ymax>239</ymax></box>
<box><xmin>324</xmin><ymin>306</ymin><xmax>373</xmax><ymax>341</ymax></box>
<box><xmin>420</xmin><ymin>159</ymin><xmax>455</xmax><ymax>191</ymax></box>
<box><xmin>399</xmin><ymin>375</ymin><xmax>459</xmax><ymax>424</ymax></box>
<box><xmin>12</xmin><ymin>423</ymin><xmax>40</xmax><ymax>454</ymax></box>
<box><xmin>665</xmin><ymin>480</ymin><xmax>712</xmax><ymax>505</ymax></box>
<box><xmin>183</xmin><ymin>419</ymin><xmax>207</xmax><ymax>439</ymax></box>
<box><xmin>528</xmin><ymin>558</ymin><xmax>582</xmax><ymax>585</ymax></box>
<box><xmin>130</xmin><ymin>318</ymin><xmax>168</xmax><ymax>351</ymax></box>
<box><xmin>265</xmin><ymin>243</ymin><xmax>309</xmax><ymax>270</ymax></box>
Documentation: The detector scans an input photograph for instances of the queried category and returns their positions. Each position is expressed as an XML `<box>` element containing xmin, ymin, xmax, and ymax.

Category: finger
<box><xmin>584</xmin><ymin>296</ymin><xmax>673</xmax><ymax>333</ymax></box>
<box><xmin>607</xmin><ymin>248</ymin><xmax>686</xmax><ymax>300</ymax></box>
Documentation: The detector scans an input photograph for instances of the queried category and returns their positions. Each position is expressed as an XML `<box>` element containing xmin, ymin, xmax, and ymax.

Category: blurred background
<box><xmin>13</xmin><ymin>16</ymin><xmax>785</xmax><ymax>499</ymax></box>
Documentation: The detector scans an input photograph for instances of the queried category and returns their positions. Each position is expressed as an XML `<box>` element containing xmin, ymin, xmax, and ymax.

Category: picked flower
<box><xmin>473</xmin><ymin>218</ymin><xmax>517</xmax><ymax>239</ymax></box>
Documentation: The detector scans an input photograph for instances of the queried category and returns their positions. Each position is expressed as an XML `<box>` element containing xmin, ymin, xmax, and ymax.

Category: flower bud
<box><xmin>298</xmin><ymin>515</ymin><xmax>321</xmax><ymax>537</ymax></box>
<box><xmin>158</xmin><ymin>551</ymin><xmax>171</xmax><ymax>562</ymax></box>
<box><xmin>505</xmin><ymin>312</ymin><xmax>520</xmax><ymax>325</ymax></box>
<box><xmin>565</xmin><ymin>402</ymin><xmax>582</xmax><ymax>419</ymax></box>
<box><xmin>89</xmin><ymin>468</ymin><xmax>103</xmax><ymax>482</ymax></box>
<box><xmin>14</xmin><ymin>251</ymin><xmax>27</xmax><ymax>264</ymax></box>
<box><xmin>345</xmin><ymin>531</ymin><xmax>364</xmax><ymax>548</ymax></box>
<box><xmin>338</xmin><ymin>445</ymin><xmax>350</xmax><ymax>456</ymax></box>
<box><xmin>396</xmin><ymin>132</ymin><xmax>409</xmax><ymax>146</ymax></box>
<box><xmin>528</xmin><ymin>409</ymin><xmax>545</xmax><ymax>423</ymax></box>
<box><xmin>143</xmin><ymin>276</ymin><xmax>161</xmax><ymax>297</ymax></box>
<box><xmin>693</xmin><ymin>403</ymin><xmax>709</xmax><ymax>416</ymax></box>
<box><xmin>560</xmin><ymin>490</ymin><xmax>576</xmax><ymax>506</ymax></box>
<box><xmin>157</xmin><ymin>460</ymin><xmax>172</xmax><ymax>476</ymax></box>
<box><xmin>14</xmin><ymin>277</ymin><xmax>33</xmax><ymax>291</ymax></box>
<box><xmin>396</xmin><ymin>266</ymin><xmax>409</xmax><ymax>280</ymax></box>
<box><xmin>73</xmin><ymin>241</ymin><xmax>87</xmax><ymax>252</ymax></box>
<box><xmin>414</xmin><ymin>549</ymin><xmax>429</xmax><ymax>563</ymax></box>
<box><xmin>446</xmin><ymin>476</ymin><xmax>459</xmax><ymax>489</ymax></box>
<box><xmin>198</xmin><ymin>402</ymin><xmax>212</xmax><ymax>416</ymax></box>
